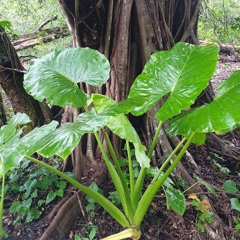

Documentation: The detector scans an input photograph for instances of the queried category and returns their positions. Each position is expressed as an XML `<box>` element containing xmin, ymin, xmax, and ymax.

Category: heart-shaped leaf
<box><xmin>168</xmin><ymin>70</ymin><xmax>240</xmax><ymax>139</ymax></box>
<box><xmin>24</xmin><ymin>48</ymin><xmax>110</xmax><ymax>108</ymax></box>
<box><xmin>21</xmin><ymin>121</ymin><xmax>59</xmax><ymax>156</ymax></box>
<box><xmin>122</xmin><ymin>42</ymin><xmax>218</xmax><ymax>119</ymax></box>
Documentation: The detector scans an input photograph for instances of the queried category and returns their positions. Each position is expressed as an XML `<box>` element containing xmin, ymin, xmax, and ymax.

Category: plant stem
<box><xmin>102</xmin><ymin>129</ymin><xmax>124</xmax><ymax>177</ymax></box>
<box><xmin>126</xmin><ymin>141</ymin><xmax>134</xmax><ymax>197</ymax></box>
<box><xmin>0</xmin><ymin>174</ymin><xmax>5</xmax><ymax>237</ymax></box>
<box><xmin>102</xmin><ymin>228</ymin><xmax>141</xmax><ymax>240</ymax></box>
<box><xmin>134</xmin><ymin>133</ymin><xmax>195</xmax><ymax>226</ymax></box>
<box><xmin>133</xmin><ymin>121</ymin><xmax>163</xmax><ymax>206</ymax></box>
<box><xmin>182</xmin><ymin>180</ymin><xmax>200</xmax><ymax>194</ymax></box>
<box><xmin>148</xmin><ymin>121</ymin><xmax>163</xmax><ymax>158</ymax></box>
<box><xmin>94</xmin><ymin>132</ymin><xmax>134</xmax><ymax>221</ymax></box>
<box><xmin>151</xmin><ymin>137</ymin><xmax>187</xmax><ymax>183</ymax></box>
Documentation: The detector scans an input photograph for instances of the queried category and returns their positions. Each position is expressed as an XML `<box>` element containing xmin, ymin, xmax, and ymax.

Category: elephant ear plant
<box><xmin>1</xmin><ymin>42</ymin><xmax>240</xmax><ymax>239</ymax></box>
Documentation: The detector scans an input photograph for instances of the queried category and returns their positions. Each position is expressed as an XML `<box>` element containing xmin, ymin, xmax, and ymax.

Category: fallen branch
<box><xmin>11</xmin><ymin>27</ymin><xmax>70</xmax><ymax>51</ymax></box>
<box><xmin>200</xmin><ymin>40</ymin><xmax>240</xmax><ymax>54</ymax></box>
<box><xmin>37</xmin><ymin>16</ymin><xmax>58</xmax><ymax>31</ymax></box>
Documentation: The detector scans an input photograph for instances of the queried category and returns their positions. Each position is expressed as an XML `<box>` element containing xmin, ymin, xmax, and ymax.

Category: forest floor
<box><xmin>2</xmin><ymin>54</ymin><xmax>240</xmax><ymax>240</ymax></box>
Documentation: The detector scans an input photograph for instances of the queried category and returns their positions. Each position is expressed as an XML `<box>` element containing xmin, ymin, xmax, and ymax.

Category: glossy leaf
<box><xmin>37</xmin><ymin>110</ymin><xmax>108</xmax><ymax>159</ymax></box>
<box><xmin>0</xmin><ymin>120</ymin><xmax>58</xmax><ymax>177</ymax></box>
<box><xmin>24</xmin><ymin>48</ymin><xmax>110</xmax><ymax>108</ymax></box>
<box><xmin>0</xmin><ymin>113</ymin><xmax>30</xmax><ymax>177</ymax></box>
<box><xmin>93</xmin><ymin>94</ymin><xmax>150</xmax><ymax>168</ymax></box>
<box><xmin>21</xmin><ymin>121</ymin><xmax>59</xmax><ymax>156</ymax></box>
<box><xmin>168</xmin><ymin>70</ymin><xmax>240</xmax><ymax>139</ymax></box>
<box><xmin>165</xmin><ymin>186</ymin><xmax>186</xmax><ymax>216</ymax></box>
<box><xmin>124</xmin><ymin>42</ymin><xmax>218</xmax><ymax>119</ymax></box>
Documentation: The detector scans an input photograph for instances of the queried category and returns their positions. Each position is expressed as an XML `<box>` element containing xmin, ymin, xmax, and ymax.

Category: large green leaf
<box><xmin>24</xmin><ymin>48</ymin><xmax>110</xmax><ymax>108</ymax></box>
<box><xmin>0</xmin><ymin>113</ymin><xmax>30</xmax><ymax>177</ymax></box>
<box><xmin>37</xmin><ymin>110</ymin><xmax>108</xmax><ymax>159</ymax></box>
<box><xmin>168</xmin><ymin>70</ymin><xmax>240</xmax><ymax>138</ymax></box>
<box><xmin>0</xmin><ymin>146</ymin><xmax>24</xmax><ymax>178</ymax></box>
<box><xmin>93</xmin><ymin>94</ymin><xmax>150</xmax><ymax>168</ymax></box>
<box><xmin>21</xmin><ymin>121</ymin><xmax>59</xmax><ymax>156</ymax></box>
<box><xmin>0</xmin><ymin>116</ymin><xmax>58</xmax><ymax>177</ymax></box>
<box><xmin>123</xmin><ymin>42</ymin><xmax>218</xmax><ymax>119</ymax></box>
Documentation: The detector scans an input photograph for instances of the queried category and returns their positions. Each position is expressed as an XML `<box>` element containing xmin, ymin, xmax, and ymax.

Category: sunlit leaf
<box><xmin>0</xmin><ymin>113</ymin><xmax>31</xmax><ymax>177</ymax></box>
<box><xmin>24</xmin><ymin>48</ymin><xmax>110</xmax><ymax>108</ymax></box>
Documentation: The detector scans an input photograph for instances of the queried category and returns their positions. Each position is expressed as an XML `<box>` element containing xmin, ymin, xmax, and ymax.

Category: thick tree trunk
<box><xmin>0</xmin><ymin>26</ymin><xmax>51</xmax><ymax>128</ymax></box>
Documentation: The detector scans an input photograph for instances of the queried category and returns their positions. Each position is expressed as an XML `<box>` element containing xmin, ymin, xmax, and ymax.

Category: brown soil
<box><xmin>2</xmin><ymin>54</ymin><xmax>240</xmax><ymax>239</ymax></box>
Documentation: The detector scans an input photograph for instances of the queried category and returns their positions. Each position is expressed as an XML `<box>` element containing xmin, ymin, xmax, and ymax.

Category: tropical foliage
<box><xmin>1</xmin><ymin>42</ymin><xmax>240</xmax><ymax>238</ymax></box>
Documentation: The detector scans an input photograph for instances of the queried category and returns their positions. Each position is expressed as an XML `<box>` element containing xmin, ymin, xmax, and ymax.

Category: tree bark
<box><xmin>0</xmin><ymin>26</ymin><xmax>51</xmax><ymax>128</ymax></box>
<box><xmin>0</xmin><ymin>92</ymin><xmax>7</xmax><ymax>127</ymax></box>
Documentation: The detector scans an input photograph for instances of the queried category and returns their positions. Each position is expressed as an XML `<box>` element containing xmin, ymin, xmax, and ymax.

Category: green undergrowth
<box><xmin>1</xmin><ymin>158</ymin><xmax>69</xmax><ymax>225</ymax></box>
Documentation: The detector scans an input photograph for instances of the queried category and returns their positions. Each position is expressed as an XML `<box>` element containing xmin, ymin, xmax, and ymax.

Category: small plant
<box><xmin>211</xmin><ymin>158</ymin><xmax>230</xmax><ymax>175</ymax></box>
<box><xmin>85</xmin><ymin>182</ymin><xmax>103</xmax><ymax>217</ymax></box>
<box><xmin>74</xmin><ymin>224</ymin><xmax>98</xmax><ymax>240</ymax></box>
<box><xmin>222</xmin><ymin>179</ymin><xmax>240</xmax><ymax>231</ymax></box>
<box><xmin>1</xmin><ymin>42</ymin><xmax>240</xmax><ymax>239</ymax></box>
<box><xmin>233</xmin><ymin>218</ymin><xmax>240</xmax><ymax>231</ymax></box>
<box><xmin>189</xmin><ymin>194</ymin><xmax>213</xmax><ymax>232</ymax></box>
